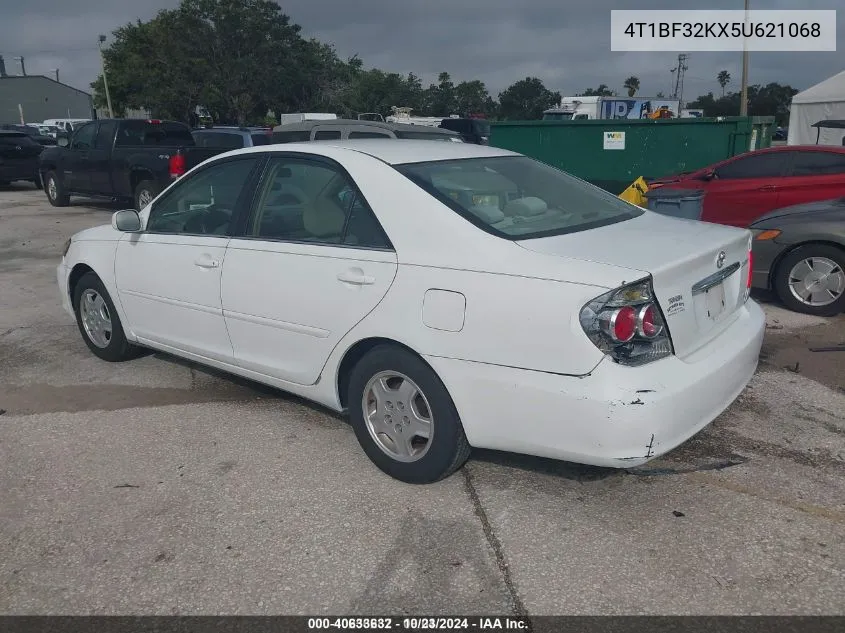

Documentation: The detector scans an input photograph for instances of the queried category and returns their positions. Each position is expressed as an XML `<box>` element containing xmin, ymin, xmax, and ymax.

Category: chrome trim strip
<box><xmin>691</xmin><ymin>261</ymin><xmax>741</xmax><ymax>295</ymax></box>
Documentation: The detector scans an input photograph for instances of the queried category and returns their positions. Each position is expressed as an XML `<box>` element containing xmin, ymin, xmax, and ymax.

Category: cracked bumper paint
<box><xmin>424</xmin><ymin>300</ymin><xmax>765</xmax><ymax>468</ymax></box>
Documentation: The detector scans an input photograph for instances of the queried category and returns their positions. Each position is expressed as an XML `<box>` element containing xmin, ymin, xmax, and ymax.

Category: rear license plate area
<box><xmin>704</xmin><ymin>282</ymin><xmax>726</xmax><ymax>321</ymax></box>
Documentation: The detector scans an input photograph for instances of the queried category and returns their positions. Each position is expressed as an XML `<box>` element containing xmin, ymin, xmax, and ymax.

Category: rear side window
<box><xmin>193</xmin><ymin>132</ymin><xmax>244</xmax><ymax>149</ymax></box>
<box><xmin>348</xmin><ymin>131</ymin><xmax>392</xmax><ymax>139</ymax></box>
<box><xmin>314</xmin><ymin>129</ymin><xmax>341</xmax><ymax>140</ymax></box>
<box><xmin>394</xmin><ymin>131</ymin><xmax>463</xmax><ymax>142</ymax></box>
<box><xmin>251</xmin><ymin>133</ymin><xmax>271</xmax><ymax>146</ymax></box>
<box><xmin>95</xmin><ymin>121</ymin><xmax>118</xmax><ymax>150</ymax></box>
<box><xmin>791</xmin><ymin>151</ymin><xmax>845</xmax><ymax>176</ymax></box>
<box><xmin>272</xmin><ymin>130</ymin><xmax>311</xmax><ymax>143</ymax></box>
<box><xmin>115</xmin><ymin>121</ymin><xmax>195</xmax><ymax>147</ymax></box>
<box><xmin>715</xmin><ymin>152</ymin><xmax>789</xmax><ymax>179</ymax></box>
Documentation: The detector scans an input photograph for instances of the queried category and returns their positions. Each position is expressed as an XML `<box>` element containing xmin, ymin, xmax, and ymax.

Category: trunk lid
<box><xmin>517</xmin><ymin>212</ymin><xmax>752</xmax><ymax>359</ymax></box>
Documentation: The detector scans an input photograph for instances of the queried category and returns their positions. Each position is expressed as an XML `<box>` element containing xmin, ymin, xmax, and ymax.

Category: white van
<box><xmin>42</xmin><ymin>119</ymin><xmax>91</xmax><ymax>134</ymax></box>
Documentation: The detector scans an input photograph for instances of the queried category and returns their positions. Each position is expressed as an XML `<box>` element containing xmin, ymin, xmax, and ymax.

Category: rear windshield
<box><xmin>394</xmin><ymin>156</ymin><xmax>643</xmax><ymax>240</ymax></box>
<box><xmin>394</xmin><ymin>131</ymin><xmax>463</xmax><ymax>142</ymax></box>
<box><xmin>116</xmin><ymin>121</ymin><xmax>195</xmax><ymax>147</ymax></box>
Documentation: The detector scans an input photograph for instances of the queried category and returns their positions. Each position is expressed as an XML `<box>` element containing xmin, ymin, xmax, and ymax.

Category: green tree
<box><xmin>623</xmin><ymin>76</ymin><xmax>640</xmax><ymax>97</ymax></box>
<box><xmin>453</xmin><ymin>80</ymin><xmax>493</xmax><ymax>116</ymax></box>
<box><xmin>498</xmin><ymin>77</ymin><xmax>561</xmax><ymax>120</ymax></box>
<box><xmin>687</xmin><ymin>82</ymin><xmax>798</xmax><ymax>124</ymax></box>
<box><xmin>579</xmin><ymin>84</ymin><xmax>616</xmax><ymax>97</ymax></box>
<box><xmin>717</xmin><ymin>70</ymin><xmax>731</xmax><ymax>97</ymax></box>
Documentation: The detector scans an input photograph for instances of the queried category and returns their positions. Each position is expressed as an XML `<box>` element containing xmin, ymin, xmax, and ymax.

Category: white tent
<box><xmin>787</xmin><ymin>70</ymin><xmax>845</xmax><ymax>146</ymax></box>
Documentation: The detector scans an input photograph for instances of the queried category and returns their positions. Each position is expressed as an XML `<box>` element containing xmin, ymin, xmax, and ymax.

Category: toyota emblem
<box><xmin>716</xmin><ymin>251</ymin><xmax>726</xmax><ymax>269</ymax></box>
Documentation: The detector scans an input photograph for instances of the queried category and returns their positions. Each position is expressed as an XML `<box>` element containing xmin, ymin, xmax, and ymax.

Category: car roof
<box><xmin>271</xmin><ymin>118</ymin><xmax>460</xmax><ymax>136</ymax></box>
<box><xmin>216</xmin><ymin>139</ymin><xmax>517</xmax><ymax>165</ymax></box>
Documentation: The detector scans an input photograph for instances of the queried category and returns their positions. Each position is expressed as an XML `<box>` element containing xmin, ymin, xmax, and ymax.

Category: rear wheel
<box><xmin>134</xmin><ymin>180</ymin><xmax>160</xmax><ymax>211</ymax></box>
<box><xmin>347</xmin><ymin>345</ymin><xmax>471</xmax><ymax>483</ymax></box>
<box><xmin>72</xmin><ymin>272</ymin><xmax>140</xmax><ymax>362</ymax></box>
<box><xmin>45</xmin><ymin>170</ymin><xmax>70</xmax><ymax>206</ymax></box>
<box><xmin>774</xmin><ymin>245</ymin><xmax>845</xmax><ymax>316</ymax></box>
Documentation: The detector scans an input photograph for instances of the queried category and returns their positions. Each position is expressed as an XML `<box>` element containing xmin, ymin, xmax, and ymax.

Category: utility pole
<box><xmin>671</xmin><ymin>54</ymin><xmax>689</xmax><ymax>103</ymax></box>
<box><xmin>740</xmin><ymin>0</ymin><xmax>750</xmax><ymax>116</ymax></box>
<box><xmin>98</xmin><ymin>34</ymin><xmax>114</xmax><ymax>118</ymax></box>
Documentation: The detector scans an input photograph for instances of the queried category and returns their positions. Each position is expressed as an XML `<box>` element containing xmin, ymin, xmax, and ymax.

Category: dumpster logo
<box><xmin>666</xmin><ymin>294</ymin><xmax>686</xmax><ymax>316</ymax></box>
<box><xmin>716</xmin><ymin>250</ymin><xmax>726</xmax><ymax>269</ymax></box>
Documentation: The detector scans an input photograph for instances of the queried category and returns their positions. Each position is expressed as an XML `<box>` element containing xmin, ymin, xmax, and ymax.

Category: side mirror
<box><xmin>57</xmin><ymin>137</ymin><xmax>69</xmax><ymax>147</ymax></box>
<box><xmin>112</xmin><ymin>209</ymin><xmax>142</xmax><ymax>232</ymax></box>
<box><xmin>700</xmin><ymin>170</ymin><xmax>716</xmax><ymax>181</ymax></box>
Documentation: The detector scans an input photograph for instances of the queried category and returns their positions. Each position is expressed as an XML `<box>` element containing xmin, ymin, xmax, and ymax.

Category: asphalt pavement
<box><xmin>1</xmin><ymin>184</ymin><xmax>843</xmax><ymax>615</ymax></box>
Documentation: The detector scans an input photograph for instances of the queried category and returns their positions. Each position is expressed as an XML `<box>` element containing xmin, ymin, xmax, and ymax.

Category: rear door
<box><xmin>778</xmin><ymin>149</ymin><xmax>845</xmax><ymax>207</ymax></box>
<box><xmin>699</xmin><ymin>151</ymin><xmax>790</xmax><ymax>227</ymax></box>
<box><xmin>221</xmin><ymin>153</ymin><xmax>398</xmax><ymax>385</ymax></box>
<box><xmin>89</xmin><ymin>120</ymin><xmax>118</xmax><ymax>193</ymax></box>
<box><xmin>62</xmin><ymin>121</ymin><xmax>98</xmax><ymax>192</ymax></box>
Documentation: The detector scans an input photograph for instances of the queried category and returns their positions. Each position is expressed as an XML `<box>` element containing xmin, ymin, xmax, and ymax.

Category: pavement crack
<box><xmin>461</xmin><ymin>465</ymin><xmax>529</xmax><ymax>620</ymax></box>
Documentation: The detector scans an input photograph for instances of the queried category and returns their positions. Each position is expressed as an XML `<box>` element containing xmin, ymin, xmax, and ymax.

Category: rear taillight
<box><xmin>169</xmin><ymin>152</ymin><xmax>186</xmax><ymax>179</ymax></box>
<box><xmin>580</xmin><ymin>278</ymin><xmax>674</xmax><ymax>366</ymax></box>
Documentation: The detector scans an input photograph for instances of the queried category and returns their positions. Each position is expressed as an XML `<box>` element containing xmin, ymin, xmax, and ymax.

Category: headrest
<box><xmin>503</xmin><ymin>197</ymin><xmax>548</xmax><ymax>216</ymax></box>
<box><xmin>303</xmin><ymin>198</ymin><xmax>346</xmax><ymax>238</ymax></box>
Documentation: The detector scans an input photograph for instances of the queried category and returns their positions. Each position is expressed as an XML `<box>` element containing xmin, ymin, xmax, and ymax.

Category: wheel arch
<box><xmin>769</xmin><ymin>239</ymin><xmax>845</xmax><ymax>288</ymax></box>
<box><xmin>130</xmin><ymin>169</ymin><xmax>155</xmax><ymax>194</ymax></box>
<box><xmin>68</xmin><ymin>262</ymin><xmax>96</xmax><ymax>308</ymax></box>
<box><xmin>335</xmin><ymin>337</ymin><xmax>432</xmax><ymax>411</ymax></box>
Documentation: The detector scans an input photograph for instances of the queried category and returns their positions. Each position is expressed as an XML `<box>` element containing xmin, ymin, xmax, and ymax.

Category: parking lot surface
<box><xmin>1</xmin><ymin>184</ymin><xmax>843</xmax><ymax>615</ymax></box>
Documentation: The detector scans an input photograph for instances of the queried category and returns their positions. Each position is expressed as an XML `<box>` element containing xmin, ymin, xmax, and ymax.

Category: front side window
<box><xmin>313</xmin><ymin>129</ymin><xmax>341</xmax><ymax>140</ymax></box>
<box><xmin>395</xmin><ymin>156</ymin><xmax>643</xmax><ymax>240</ymax></box>
<box><xmin>348</xmin><ymin>131</ymin><xmax>392</xmax><ymax>139</ymax></box>
<box><xmin>70</xmin><ymin>122</ymin><xmax>97</xmax><ymax>150</ymax></box>
<box><xmin>394</xmin><ymin>130</ymin><xmax>463</xmax><ymax>142</ymax></box>
<box><xmin>192</xmin><ymin>132</ymin><xmax>245</xmax><ymax>149</ymax></box>
<box><xmin>146</xmin><ymin>157</ymin><xmax>259</xmax><ymax>235</ymax></box>
<box><xmin>271</xmin><ymin>130</ymin><xmax>311</xmax><ymax>143</ymax></box>
<box><xmin>248</xmin><ymin>157</ymin><xmax>390</xmax><ymax>248</ymax></box>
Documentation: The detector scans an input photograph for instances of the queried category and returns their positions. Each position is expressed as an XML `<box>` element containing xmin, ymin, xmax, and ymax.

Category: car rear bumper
<box><xmin>0</xmin><ymin>159</ymin><xmax>39</xmax><ymax>181</ymax></box>
<box><xmin>425</xmin><ymin>299</ymin><xmax>765</xmax><ymax>468</ymax></box>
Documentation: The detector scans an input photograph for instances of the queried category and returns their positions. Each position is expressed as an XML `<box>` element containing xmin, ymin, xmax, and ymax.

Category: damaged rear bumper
<box><xmin>424</xmin><ymin>300</ymin><xmax>766</xmax><ymax>468</ymax></box>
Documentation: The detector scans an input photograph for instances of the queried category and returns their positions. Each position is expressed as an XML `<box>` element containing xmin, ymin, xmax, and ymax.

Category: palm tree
<box><xmin>717</xmin><ymin>70</ymin><xmax>731</xmax><ymax>97</ymax></box>
<box><xmin>623</xmin><ymin>76</ymin><xmax>640</xmax><ymax>97</ymax></box>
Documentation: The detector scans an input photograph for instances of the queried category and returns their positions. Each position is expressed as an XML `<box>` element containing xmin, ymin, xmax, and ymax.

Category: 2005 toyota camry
<box><xmin>57</xmin><ymin>140</ymin><xmax>765</xmax><ymax>483</ymax></box>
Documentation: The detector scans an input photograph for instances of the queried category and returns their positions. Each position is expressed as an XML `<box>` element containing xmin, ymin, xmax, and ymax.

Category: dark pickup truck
<box><xmin>39</xmin><ymin>119</ymin><xmax>227</xmax><ymax>210</ymax></box>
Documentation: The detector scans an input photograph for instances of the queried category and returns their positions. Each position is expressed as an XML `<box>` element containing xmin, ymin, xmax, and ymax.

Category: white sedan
<box><xmin>57</xmin><ymin>140</ymin><xmax>765</xmax><ymax>483</ymax></box>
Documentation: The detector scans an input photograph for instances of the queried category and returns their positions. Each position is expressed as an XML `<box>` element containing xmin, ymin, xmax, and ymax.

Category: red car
<box><xmin>649</xmin><ymin>145</ymin><xmax>845</xmax><ymax>227</ymax></box>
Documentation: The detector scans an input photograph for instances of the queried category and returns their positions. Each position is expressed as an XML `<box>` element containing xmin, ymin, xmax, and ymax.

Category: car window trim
<box><xmin>232</xmin><ymin>151</ymin><xmax>395</xmax><ymax>252</ymax></box>
<box><xmin>144</xmin><ymin>153</ymin><xmax>268</xmax><ymax>238</ymax></box>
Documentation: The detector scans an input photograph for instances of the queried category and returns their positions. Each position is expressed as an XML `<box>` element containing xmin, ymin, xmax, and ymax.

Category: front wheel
<box><xmin>72</xmin><ymin>272</ymin><xmax>140</xmax><ymax>362</ymax></box>
<box><xmin>134</xmin><ymin>180</ymin><xmax>160</xmax><ymax>211</ymax></box>
<box><xmin>347</xmin><ymin>345</ymin><xmax>471</xmax><ymax>484</ymax></box>
<box><xmin>774</xmin><ymin>245</ymin><xmax>845</xmax><ymax>316</ymax></box>
<box><xmin>45</xmin><ymin>170</ymin><xmax>70</xmax><ymax>207</ymax></box>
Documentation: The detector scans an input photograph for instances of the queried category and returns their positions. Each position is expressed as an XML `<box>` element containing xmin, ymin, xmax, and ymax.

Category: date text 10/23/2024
<box><xmin>307</xmin><ymin>617</ymin><xmax>530</xmax><ymax>630</ymax></box>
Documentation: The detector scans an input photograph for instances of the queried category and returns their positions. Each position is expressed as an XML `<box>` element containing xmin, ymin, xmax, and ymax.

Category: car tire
<box><xmin>347</xmin><ymin>344</ymin><xmax>471</xmax><ymax>483</ymax></box>
<box><xmin>72</xmin><ymin>272</ymin><xmax>140</xmax><ymax>362</ymax></box>
<box><xmin>45</xmin><ymin>170</ymin><xmax>70</xmax><ymax>207</ymax></box>
<box><xmin>134</xmin><ymin>180</ymin><xmax>160</xmax><ymax>211</ymax></box>
<box><xmin>774</xmin><ymin>244</ymin><xmax>845</xmax><ymax>317</ymax></box>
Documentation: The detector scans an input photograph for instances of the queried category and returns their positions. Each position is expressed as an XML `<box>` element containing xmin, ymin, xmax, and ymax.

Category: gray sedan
<box><xmin>750</xmin><ymin>197</ymin><xmax>845</xmax><ymax>316</ymax></box>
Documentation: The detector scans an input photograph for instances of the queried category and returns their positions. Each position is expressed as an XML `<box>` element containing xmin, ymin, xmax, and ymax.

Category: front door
<box><xmin>222</xmin><ymin>154</ymin><xmax>398</xmax><ymax>385</ymax></box>
<box><xmin>114</xmin><ymin>154</ymin><xmax>263</xmax><ymax>362</ymax></box>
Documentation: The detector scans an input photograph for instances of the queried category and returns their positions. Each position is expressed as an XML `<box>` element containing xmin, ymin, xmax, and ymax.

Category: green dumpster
<box><xmin>489</xmin><ymin>116</ymin><xmax>776</xmax><ymax>195</ymax></box>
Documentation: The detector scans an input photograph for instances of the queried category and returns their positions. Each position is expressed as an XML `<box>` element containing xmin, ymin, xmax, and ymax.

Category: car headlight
<box><xmin>62</xmin><ymin>238</ymin><xmax>72</xmax><ymax>257</ymax></box>
<box><xmin>750</xmin><ymin>229</ymin><xmax>781</xmax><ymax>241</ymax></box>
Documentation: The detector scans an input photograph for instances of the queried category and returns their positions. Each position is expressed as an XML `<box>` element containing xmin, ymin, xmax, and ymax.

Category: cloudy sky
<box><xmin>1</xmin><ymin>0</ymin><xmax>842</xmax><ymax>101</ymax></box>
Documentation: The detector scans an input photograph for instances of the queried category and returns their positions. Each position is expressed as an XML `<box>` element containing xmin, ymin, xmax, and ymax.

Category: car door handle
<box><xmin>337</xmin><ymin>270</ymin><xmax>375</xmax><ymax>285</ymax></box>
<box><xmin>194</xmin><ymin>256</ymin><xmax>220</xmax><ymax>269</ymax></box>
<box><xmin>758</xmin><ymin>185</ymin><xmax>777</xmax><ymax>191</ymax></box>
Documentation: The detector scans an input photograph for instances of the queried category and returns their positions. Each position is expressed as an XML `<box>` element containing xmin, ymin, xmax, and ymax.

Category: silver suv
<box><xmin>271</xmin><ymin>119</ymin><xmax>463</xmax><ymax>143</ymax></box>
